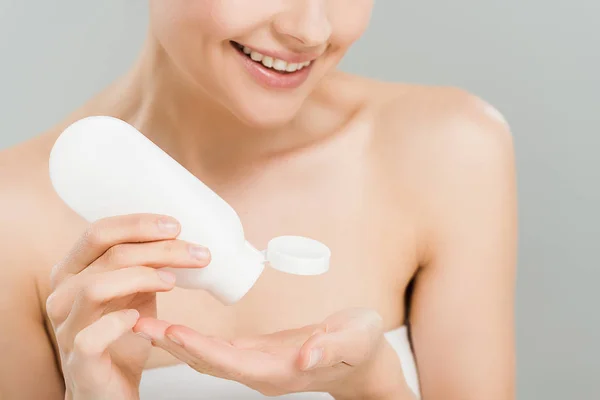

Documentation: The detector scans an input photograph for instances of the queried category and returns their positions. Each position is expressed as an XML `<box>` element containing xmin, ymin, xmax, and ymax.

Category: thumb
<box><xmin>299</xmin><ymin>322</ymin><xmax>382</xmax><ymax>371</ymax></box>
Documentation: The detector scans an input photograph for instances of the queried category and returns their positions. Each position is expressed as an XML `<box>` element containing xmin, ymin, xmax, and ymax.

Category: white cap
<box><xmin>265</xmin><ymin>236</ymin><xmax>331</xmax><ymax>276</ymax></box>
<box><xmin>193</xmin><ymin>236</ymin><xmax>331</xmax><ymax>305</ymax></box>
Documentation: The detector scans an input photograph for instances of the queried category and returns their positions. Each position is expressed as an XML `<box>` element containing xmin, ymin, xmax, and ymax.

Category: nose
<box><xmin>273</xmin><ymin>0</ymin><xmax>332</xmax><ymax>48</ymax></box>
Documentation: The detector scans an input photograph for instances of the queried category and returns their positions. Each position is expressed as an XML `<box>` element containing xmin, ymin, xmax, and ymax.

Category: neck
<box><xmin>93</xmin><ymin>37</ymin><xmax>346</xmax><ymax>179</ymax></box>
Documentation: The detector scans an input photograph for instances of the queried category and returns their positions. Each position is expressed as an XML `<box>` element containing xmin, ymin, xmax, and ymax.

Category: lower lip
<box><xmin>232</xmin><ymin>43</ymin><xmax>313</xmax><ymax>90</ymax></box>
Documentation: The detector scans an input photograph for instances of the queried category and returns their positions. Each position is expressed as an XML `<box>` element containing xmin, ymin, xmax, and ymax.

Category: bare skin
<box><xmin>0</xmin><ymin>3</ymin><xmax>516</xmax><ymax>397</ymax></box>
<box><xmin>0</xmin><ymin>67</ymin><xmax>516</xmax><ymax>399</ymax></box>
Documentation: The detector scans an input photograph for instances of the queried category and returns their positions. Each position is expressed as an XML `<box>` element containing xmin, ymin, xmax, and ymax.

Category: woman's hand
<box><xmin>135</xmin><ymin>308</ymin><xmax>413</xmax><ymax>399</ymax></box>
<box><xmin>46</xmin><ymin>214</ymin><xmax>210</xmax><ymax>400</ymax></box>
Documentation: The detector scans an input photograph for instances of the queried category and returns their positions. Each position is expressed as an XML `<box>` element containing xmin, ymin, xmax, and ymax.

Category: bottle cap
<box><xmin>209</xmin><ymin>236</ymin><xmax>330</xmax><ymax>305</ymax></box>
<box><xmin>265</xmin><ymin>236</ymin><xmax>330</xmax><ymax>276</ymax></box>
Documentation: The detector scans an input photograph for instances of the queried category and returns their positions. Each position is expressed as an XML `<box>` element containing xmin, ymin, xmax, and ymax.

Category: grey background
<box><xmin>1</xmin><ymin>1</ymin><xmax>598</xmax><ymax>399</ymax></box>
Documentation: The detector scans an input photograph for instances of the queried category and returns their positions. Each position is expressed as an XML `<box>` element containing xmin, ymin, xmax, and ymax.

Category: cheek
<box><xmin>150</xmin><ymin>0</ymin><xmax>230</xmax><ymax>40</ymax></box>
<box><xmin>149</xmin><ymin>0</ymin><xmax>234</xmax><ymax>84</ymax></box>
<box><xmin>329</xmin><ymin>1</ymin><xmax>373</xmax><ymax>47</ymax></box>
<box><xmin>207</xmin><ymin>0</ymin><xmax>274</xmax><ymax>36</ymax></box>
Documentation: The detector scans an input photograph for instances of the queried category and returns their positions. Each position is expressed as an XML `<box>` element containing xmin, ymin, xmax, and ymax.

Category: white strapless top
<box><xmin>139</xmin><ymin>326</ymin><xmax>420</xmax><ymax>399</ymax></box>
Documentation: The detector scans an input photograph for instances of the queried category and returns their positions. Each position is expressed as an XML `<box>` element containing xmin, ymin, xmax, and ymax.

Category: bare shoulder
<box><xmin>331</xmin><ymin>72</ymin><xmax>514</xmax><ymax>162</ymax></box>
<box><xmin>0</xmin><ymin>133</ymin><xmax>58</xmax><ymax>234</ymax></box>
<box><xmin>358</xmin><ymin>80</ymin><xmax>516</xmax><ymax>260</ymax></box>
<box><xmin>364</xmin><ymin>81</ymin><xmax>515</xmax><ymax>187</ymax></box>
<box><xmin>0</xmin><ymin>136</ymin><xmax>49</xmax><ymax>249</ymax></box>
<box><xmin>372</xmin><ymin>82</ymin><xmax>512</xmax><ymax>152</ymax></box>
<box><xmin>0</xmin><ymin>133</ymin><xmax>72</xmax><ymax>398</ymax></box>
<box><xmin>0</xmin><ymin>132</ymin><xmax>81</xmax><ymax>288</ymax></box>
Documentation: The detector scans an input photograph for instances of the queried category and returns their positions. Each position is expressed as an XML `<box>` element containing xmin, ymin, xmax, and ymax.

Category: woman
<box><xmin>0</xmin><ymin>1</ymin><xmax>517</xmax><ymax>399</ymax></box>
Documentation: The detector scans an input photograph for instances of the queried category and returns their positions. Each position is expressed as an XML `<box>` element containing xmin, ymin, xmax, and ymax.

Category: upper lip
<box><xmin>233</xmin><ymin>41</ymin><xmax>323</xmax><ymax>64</ymax></box>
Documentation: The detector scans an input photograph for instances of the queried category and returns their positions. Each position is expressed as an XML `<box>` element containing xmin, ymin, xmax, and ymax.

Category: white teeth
<box><xmin>250</xmin><ymin>51</ymin><xmax>263</xmax><ymax>62</ymax></box>
<box><xmin>261</xmin><ymin>56</ymin><xmax>274</xmax><ymax>68</ymax></box>
<box><xmin>239</xmin><ymin>43</ymin><xmax>313</xmax><ymax>72</ymax></box>
<box><xmin>273</xmin><ymin>59</ymin><xmax>288</xmax><ymax>71</ymax></box>
<box><xmin>297</xmin><ymin>61</ymin><xmax>310</xmax><ymax>71</ymax></box>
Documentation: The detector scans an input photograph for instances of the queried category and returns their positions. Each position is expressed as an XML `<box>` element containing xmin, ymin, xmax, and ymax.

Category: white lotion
<box><xmin>49</xmin><ymin>116</ymin><xmax>330</xmax><ymax>304</ymax></box>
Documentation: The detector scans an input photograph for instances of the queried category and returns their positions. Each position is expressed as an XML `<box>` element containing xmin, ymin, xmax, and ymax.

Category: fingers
<box><xmin>52</xmin><ymin>267</ymin><xmax>176</xmax><ymax>338</ymax></box>
<box><xmin>67</xmin><ymin>309</ymin><xmax>140</xmax><ymax>386</ymax></box>
<box><xmin>134</xmin><ymin>318</ymin><xmax>236</xmax><ymax>348</ymax></box>
<box><xmin>298</xmin><ymin>331</ymin><xmax>347</xmax><ymax>370</ymax></box>
<box><xmin>146</xmin><ymin>324</ymin><xmax>314</xmax><ymax>396</ymax></box>
<box><xmin>48</xmin><ymin>235</ymin><xmax>210</xmax><ymax>327</ymax></box>
<box><xmin>133</xmin><ymin>317</ymin><xmax>172</xmax><ymax>339</ymax></box>
<box><xmin>51</xmin><ymin>214</ymin><xmax>182</xmax><ymax>288</ymax></box>
<box><xmin>231</xmin><ymin>324</ymin><xmax>325</xmax><ymax>350</ymax></box>
<box><xmin>142</xmin><ymin>323</ymin><xmax>292</xmax><ymax>381</ymax></box>
<box><xmin>88</xmin><ymin>239</ymin><xmax>210</xmax><ymax>273</ymax></box>
<box><xmin>137</xmin><ymin>317</ymin><xmax>385</xmax><ymax>396</ymax></box>
<box><xmin>142</xmin><ymin>322</ymin><xmax>243</xmax><ymax>378</ymax></box>
<box><xmin>299</xmin><ymin>309</ymin><xmax>384</xmax><ymax>371</ymax></box>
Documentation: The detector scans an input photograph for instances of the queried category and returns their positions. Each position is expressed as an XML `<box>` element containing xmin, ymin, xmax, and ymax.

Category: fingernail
<box><xmin>126</xmin><ymin>309</ymin><xmax>140</xmax><ymax>320</ymax></box>
<box><xmin>136</xmin><ymin>331</ymin><xmax>152</xmax><ymax>341</ymax></box>
<box><xmin>189</xmin><ymin>244</ymin><xmax>210</xmax><ymax>261</ymax></box>
<box><xmin>306</xmin><ymin>348</ymin><xmax>323</xmax><ymax>370</ymax></box>
<box><xmin>157</xmin><ymin>269</ymin><xmax>177</xmax><ymax>284</ymax></box>
<box><xmin>166</xmin><ymin>333</ymin><xmax>183</xmax><ymax>346</ymax></box>
<box><xmin>157</xmin><ymin>217</ymin><xmax>180</xmax><ymax>234</ymax></box>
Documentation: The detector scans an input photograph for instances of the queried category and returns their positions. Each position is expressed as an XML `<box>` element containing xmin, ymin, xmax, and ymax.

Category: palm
<box><xmin>135</xmin><ymin>308</ymin><xmax>385</xmax><ymax>396</ymax></box>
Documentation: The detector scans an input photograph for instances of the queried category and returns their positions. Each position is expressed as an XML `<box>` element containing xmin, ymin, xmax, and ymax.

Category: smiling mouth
<box><xmin>230</xmin><ymin>41</ymin><xmax>313</xmax><ymax>75</ymax></box>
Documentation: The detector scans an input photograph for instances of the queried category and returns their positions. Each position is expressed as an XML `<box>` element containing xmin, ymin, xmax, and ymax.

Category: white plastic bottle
<box><xmin>48</xmin><ymin>116</ymin><xmax>330</xmax><ymax>305</ymax></box>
